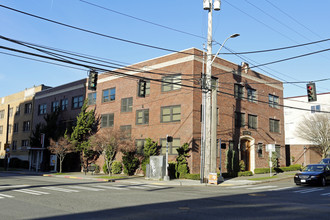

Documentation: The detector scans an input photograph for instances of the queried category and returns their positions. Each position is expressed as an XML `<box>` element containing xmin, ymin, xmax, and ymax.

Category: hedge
<box><xmin>254</xmin><ymin>164</ymin><xmax>302</xmax><ymax>174</ymax></box>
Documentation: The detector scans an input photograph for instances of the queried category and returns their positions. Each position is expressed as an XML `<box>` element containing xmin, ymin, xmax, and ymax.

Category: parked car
<box><xmin>320</xmin><ymin>158</ymin><xmax>330</xmax><ymax>164</ymax></box>
<box><xmin>294</xmin><ymin>164</ymin><xmax>330</xmax><ymax>186</ymax></box>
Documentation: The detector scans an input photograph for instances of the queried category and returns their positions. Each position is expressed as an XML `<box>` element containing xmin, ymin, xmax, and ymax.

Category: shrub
<box><xmin>175</xmin><ymin>143</ymin><xmax>190</xmax><ymax>178</ymax></box>
<box><xmin>122</xmin><ymin>151</ymin><xmax>139</xmax><ymax>176</ymax></box>
<box><xmin>238</xmin><ymin>171</ymin><xmax>253</xmax><ymax>177</ymax></box>
<box><xmin>141</xmin><ymin>138</ymin><xmax>158</xmax><ymax>174</ymax></box>
<box><xmin>168</xmin><ymin>162</ymin><xmax>176</xmax><ymax>179</ymax></box>
<box><xmin>111</xmin><ymin>161</ymin><xmax>122</xmax><ymax>174</ymax></box>
<box><xmin>183</xmin><ymin>173</ymin><xmax>200</xmax><ymax>180</ymax></box>
<box><xmin>103</xmin><ymin>163</ymin><xmax>109</xmax><ymax>174</ymax></box>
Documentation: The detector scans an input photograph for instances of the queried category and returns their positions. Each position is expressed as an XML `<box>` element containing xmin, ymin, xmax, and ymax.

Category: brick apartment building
<box><xmin>0</xmin><ymin>85</ymin><xmax>48</xmax><ymax>163</ymax></box>
<box><xmin>30</xmin><ymin>79</ymin><xmax>86</xmax><ymax>171</ymax></box>
<box><xmin>89</xmin><ymin>48</ymin><xmax>285</xmax><ymax>174</ymax></box>
<box><xmin>284</xmin><ymin>93</ymin><xmax>330</xmax><ymax>166</ymax></box>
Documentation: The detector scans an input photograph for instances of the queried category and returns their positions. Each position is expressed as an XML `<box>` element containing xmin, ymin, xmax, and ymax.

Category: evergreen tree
<box><xmin>141</xmin><ymin>138</ymin><xmax>158</xmax><ymax>174</ymax></box>
<box><xmin>70</xmin><ymin>100</ymin><xmax>97</xmax><ymax>172</ymax></box>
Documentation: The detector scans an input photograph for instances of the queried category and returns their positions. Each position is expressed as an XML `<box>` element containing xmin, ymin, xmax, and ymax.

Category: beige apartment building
<box><xmin>0</xmin><ymin>85</ymin><xmax>49</xmax><ymax>163</ymax></box>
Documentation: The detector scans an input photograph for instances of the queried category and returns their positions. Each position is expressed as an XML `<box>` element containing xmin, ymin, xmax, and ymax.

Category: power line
<box><xmin>0</xmin><ymin>4</ymin><xmax>200</xmax><ymax>56</ymax></box>
<box><xmin>79</xmin><ymin>0</ymin><xmax>204</xmax><ymax>40</ymax></box>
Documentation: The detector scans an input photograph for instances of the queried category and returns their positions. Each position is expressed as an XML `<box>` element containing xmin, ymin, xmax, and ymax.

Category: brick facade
<box><xmin>89</xmin><ymin>48</ymin><xmax>285</xmax><ymax>174</ymax></box>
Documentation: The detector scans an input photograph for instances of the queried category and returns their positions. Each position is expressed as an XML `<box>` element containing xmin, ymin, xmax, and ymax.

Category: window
<box><xmin>269</xmin><ymin>94</ymin><xmax>279</xmax><ymax>108</ymax></box>
<box><xmin>39</xmin><ymin>104</ymin><xmax>47</xmax><ymax>115</ymax></box>
<box><xmin>247</xmin><ymin>88</ymin><xmax>257</xmax><ymax>103</ymax></box>
<box><xmin>121</xmin><ymin>97</ymin><xmax>133</xmax><ymax>112</ymax></box>
<box><xmin>248</xmin><ymin>114</ymin><xmax>257</xmax><ymax>129</ymax></box>
<box><xmin>72</xmin><ymin>96</ymin><xmax>84</xmax><ymax>109</ymax></box>
<box><xmin>120</xmin><ymin>125</ymin><xmax>132</xmax><ymax>138</ymax></box>
<box><xmin>101</xmin><ymin>113</ymin><xmax>114</xmax><ymax>128</ymax></box>
<box><xmin>12</xmin><ymin>141</ymin><xmax>17</xmax><ymax>151</ymax></box>
<box><xmin>136</xmin><ymin>109</ymin><xmax>149</xmax><ymax>125</ymax></box>
<box><xmin>235</xmin><ymin>112</ymin><xmax>245</xmax><ymax>128</ymax></box>
<box><xmin>0</xmin><ymin>126</ymin><xmax>3</xmax><ymax>134</ymax></box>
<box><xmin>311</xmin><ymin>105</ymin><xmax>321</xmax><ymax>113</ymax></box>
<box><xmin>269</xmin><ymin>119</ymin><xmax>280</xmax><ymax>133</ymax></box>
<box><xmin>15</xmin><ymin>106</ymin><xmax>20</xmax><ymax>116</ymax></box>
<box><xmin>162</xmin><ymin>75</ymin><xmax>181</xmax><ymax>92</ymax></box>
<box><xmin>234</xmin><ymin>84</ymin><xmax>244</xmax><ymax>99</ymax></box>
<box><xmin>161</xmin><ymin>105</ymin><xmax>181</xmax><ymax>123</ymax></box>
<box><xmin>88</xmin><ymin>92</ymin><xmax>97</xmax><ymax>105</ymax></box>
<box><xmin>52</xmin><ymin>101</ymin><xmax>59</xmax><ymax>112</ymax></box>
<box><xmin>135</xmin><ymin>139</ymin><xmax>146</xmax><ymax>155</ymax></box>
<box><xmin>13</xmin><ymin>123</ymin><xmax>19</xmax><ymax>133</ymax></box>
<box><xmin>9</xmin><ymin>108</ymin><xmax>13</xmax><ymax>117</ymax></box>
<box><xmin>22</xmin><ymin>140</ymin><xmax>29</xmax><ymax>149</ymax></box>
<box><xmin>0</xmin><ymin>110</ymin><xmax>4</xmax><ymax>119</ymax></box>
<box><xmin>102</xmin><ymin>88</ymin><xmax>116</xmax><ymax>103</ymax></box>
<box><xmin>257</xmin><ymin>143</ymin><xmax>263</xmax><ymax>158</ymax></box>
<box><xmin>275</xmin><ymin>145</ymin><xmax>281</xmax><ymax>159</ymax></box>
<box><xmin>24</xmin><ymin>103</ymin><xmax>32</xmax><ymax>114</ymax></box>
<box><xmin>23</xmin><ymin>121</ymin><xmax>31</xmax><ymax>132</ymax></box>
<box><xmin>160</xmin><ymin>138</ymin><xmax>180</xmax><ymax>155</ymax></box>
<box><xmin>61</xmin><ymin>99</ymin><xmax>68</xmax><ymax>111</ymax></box>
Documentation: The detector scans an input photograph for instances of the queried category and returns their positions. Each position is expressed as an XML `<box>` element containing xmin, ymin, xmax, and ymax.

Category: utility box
<box><xmin>146</xmin><ymin>156</ymin><xmax>166</xmax><ymax>180</ymax></box>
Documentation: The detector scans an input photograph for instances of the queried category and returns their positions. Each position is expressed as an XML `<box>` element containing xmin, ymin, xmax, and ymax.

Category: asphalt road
<box><xmin>1</xmin><ymin>172</ymin><xmax>330</xmax><ymax>219</ymax></box>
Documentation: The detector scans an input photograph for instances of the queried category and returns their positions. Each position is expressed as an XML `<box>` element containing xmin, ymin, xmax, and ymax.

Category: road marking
<box><xmin>67</xmin><ymin>186</ymin><xmax>105</xmax><ymax>191</ymax></box>
<box><xmin>227</xmin><ymin>185</ymin><xmax>250</xmax><ymax>189</ymax></box>
<box><xmin>321</xmin><ymin>192</ymin><xmax>330</xmax><ymax>196</ymax></box>
<box><xmin>0</xmin><ymin>193</ymin><xmax>14</xmax><ymax>199</ymax></box>
<box><xmin>13</xmin><ymin>189</ymin><xmax>50</xmax><ymax>195</ymax></box>
<box><xmin>41</xmin><ymin>187</ymin><xmax>80</xmax><ymax>193</ymax></box>
<box><xmin>93</xmin><ymin>185</ymin><xmax>129</xmax><ymax>190</ymax></box>
<box><xmin>247</xmin><ymin>185</ymin><xmax>277</xmax><ymax>190</ymax></box>
<box><xmin>0</xmin><ymin>185</ymin><xmax>30</xmax><ymax>189</ymax></box>
<box><xmin>294</xmin><ymin>188</ymin><xmax>324</xmax><ymax>194</ymax></box>
<box><xmin>268</xmin><ymin>187</ymin><xmax>295</xmax><ymax>191</ymax></box>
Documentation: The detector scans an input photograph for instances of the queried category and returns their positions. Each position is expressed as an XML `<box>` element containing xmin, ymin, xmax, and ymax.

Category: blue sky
<box><xmin>1</xmin><ymin>0</ymin><xmax>330</xmax><ymax>99</ymax></box>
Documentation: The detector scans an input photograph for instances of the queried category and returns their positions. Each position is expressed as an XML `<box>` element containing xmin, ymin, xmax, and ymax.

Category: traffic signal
<box><xmin>88</xmin><ymin>70</ymin><xmax>98</xmax><ymax>91</ymax></box>
<box><xmin>307</xmin><ymin>83</ymin><xmax>317</xmax><ymax>102</ymax></box>
<box><xmin>166</xmin><ymin>135</ymin><xmax>173</xmax><ymax>143</ymax></box>
<box><xmin>138</xmin><ymin>79</ymin><xmax>147</xmax><ymax>97</ymax></box>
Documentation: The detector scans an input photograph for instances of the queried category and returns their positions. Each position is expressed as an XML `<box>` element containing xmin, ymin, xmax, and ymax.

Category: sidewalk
<box><xmin>1</xmin><ymin>169</ymin><xmax>296</xmax><ymax>187</ymax></box>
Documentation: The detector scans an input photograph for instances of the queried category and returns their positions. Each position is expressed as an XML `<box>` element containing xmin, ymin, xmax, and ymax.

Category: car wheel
<box><xmin>295</xmin><ymin>183</ymin><xmax>301</xmax><ymax>186</ymax></box>
<box><xmin>321</xmin><ymin>177</ymin><xmax>326</xmax><ymax>187</ymax></box>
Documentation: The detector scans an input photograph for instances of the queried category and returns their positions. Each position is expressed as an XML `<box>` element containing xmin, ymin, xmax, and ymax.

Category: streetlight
<box><xmin>212</xmin><ymin>34</ymin><xmax>240</xmax><ymax>63</ymax></box>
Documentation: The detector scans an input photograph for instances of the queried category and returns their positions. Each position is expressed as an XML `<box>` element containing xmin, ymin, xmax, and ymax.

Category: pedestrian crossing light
<box><xmin>88</xmin><ymin>70</ymin><xmax>98</xmax><ymax>91</ymax></box>
<box><xmin>307</xmin><ymin>82</ymin><xmax>317</xmax><ymax>102</ymax></box>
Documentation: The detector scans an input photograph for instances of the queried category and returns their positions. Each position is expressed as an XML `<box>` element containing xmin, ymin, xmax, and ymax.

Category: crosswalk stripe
<box><xmin>13</xmin><ymin>189</ymin><xmax>50</xmax><ymax>195</ymax></box>
<box><xmin>321</xmin><ymin>192</ymin><xmax>330</xmax><ymax>196</ymax></box>
<box><xmin>268</xmin><ymin>187</ymin><xmax>295</xmax><ymax>191</ymax></box>
<box><xmin>41</xmin><ymin>187</ymin><xmax>79</xmax><ymax>193</ymax></box>
<box><xmin>227</xmin><ymin>185</ymin><xmax>250</xmax><ymax>189</ymax></box>
<box><xmin>93</xmin><ymin>185</ymin><xmax>129</xmax><ymax>190</ymax></box>
<box><xmin>67</xmin><ymin>186</ymin><xmax>104</xmax><ymax>191</ymax></box>
<box><xmin>294</xmin><ymin>188</ymin><xmax>324</xmax><ymax>194</ymax></box>
<box><xmin>0</xmin><ymin>193</ymin><xmax>14</xmax><ymax>198</ymax></box>
<box><xmin>247</xmin><ymin>186</ymin><xmax>277</xmax><ymax>190</ymax></box>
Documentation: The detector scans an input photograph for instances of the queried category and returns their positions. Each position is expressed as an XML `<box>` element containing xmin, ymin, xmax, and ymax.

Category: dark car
<box><xmin>320</xmin><ymin>158</ymin><xmax>330</xmax><ymax>164</ymax></box>
<box><xmin>294</xmin><ymin>164</ymin><xmax>330</xmax><ymax>186</ymax></box>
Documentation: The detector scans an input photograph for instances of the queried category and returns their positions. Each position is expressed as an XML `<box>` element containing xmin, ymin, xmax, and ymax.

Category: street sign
<box><xmin>266</xmin><ymin>144</ymin><xmax>275</xmax><ymax>152</ymax></box>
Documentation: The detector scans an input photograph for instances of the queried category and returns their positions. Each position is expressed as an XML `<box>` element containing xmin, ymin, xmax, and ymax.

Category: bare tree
<box><xmin>296</xmin><ymin>114</ymin><xmax>330</xmax><ymax>158</ymax></box>
<box><xmin>90</xmin><ymin>128</ymin><xmax>135</xmax><ymax>176</ymax></box>
<box><xmin>48</xmin><ymin>136</ymin><xmax>75</xmax><ymax>173</ymax></box>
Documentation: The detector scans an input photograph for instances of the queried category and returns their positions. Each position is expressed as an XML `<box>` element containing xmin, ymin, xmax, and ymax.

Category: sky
<box><xmin>1</xmin><ymin>0</ymin><xmax>330</xmax><ymax>99</ymax></box>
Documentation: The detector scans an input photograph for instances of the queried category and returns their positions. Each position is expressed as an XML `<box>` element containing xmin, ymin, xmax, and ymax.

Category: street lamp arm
<box><xmin>211</xmin><ymin>33</ymin><xmax>239</xmax><ymax>64</ymax></box>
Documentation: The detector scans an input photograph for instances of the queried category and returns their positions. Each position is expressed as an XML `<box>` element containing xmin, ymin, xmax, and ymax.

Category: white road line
<box><xmin>127</xmin><ymin>185</ymin><xmax>149</xmax><ymax>189</ymax></box>
<box><xmin>268</xmin><ymin>187</ymin><xmax>295</xmax><ymax>191</ymax></box>
<box><xmin>294</xmin><ymin>188</ymin><xmax>324</xmax><ymax>194</ymax></box>
<box><xmin>0</xmin><ymin>185</ymin><xmax>30</xmax><ymax>189</ymax></box>
<box><xmin>247</xmin><ymin>186</ymin><xmax>277</xmax><ymax>190</ymax></box>
<box><xmin>0</xmin><ymin>193</ymin><xmax>14</xmax><ymax>198</ymax></box>
<box><xmin>67</xmin><ymin>186</ymin><xmax>105</xmax><ymax>191</ymax></box>
<box><xmin>13</xmin><ymin>189</ymin><xmax>50</xmax><ymax>195</ymax></box>
<box><xmin>93</xmin><ymin>185</ymin><xmax>129</xmax><ymax>190</ymax></box>
<box><xmin>41</xmin><ymin>187</ymin><xmax>79</xmax><ymax>193</ymax></box>
<box><xmin>321</xmin><ymin>192</ymin><xmax>330</xmax><ymax>196</ymax></box>
<box><xmin>227</xmin><ymin>185</ymin><xmax>250</xmax><ymax>189</ymax></box>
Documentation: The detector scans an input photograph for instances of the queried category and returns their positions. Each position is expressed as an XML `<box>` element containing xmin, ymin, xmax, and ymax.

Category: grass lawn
<box><xmin>248</xmin><ymin>176</ymin><xmax>278</xmax><ymax>181</ymax></box>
